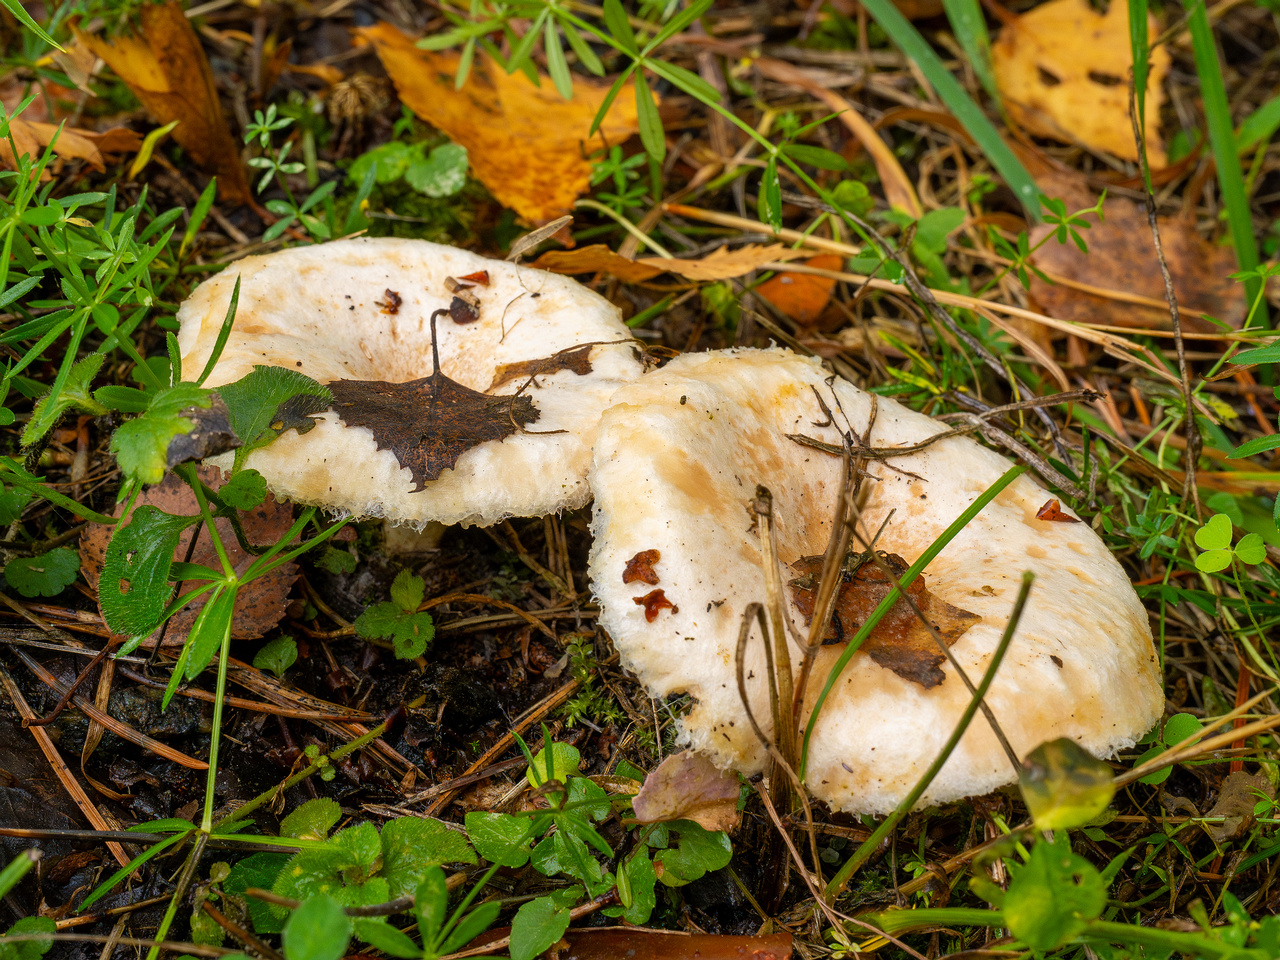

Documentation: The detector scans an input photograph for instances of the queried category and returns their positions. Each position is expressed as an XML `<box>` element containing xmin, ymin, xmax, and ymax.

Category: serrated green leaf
<box><xmin>509</xmin><ymin>897</ymin><xmax>570</xmax><ymax>960</ymax></box>
<box><xmin>99</xmin><ymin>506</ymin><xmax>199</xmax><ymax>636</ymax></box>
<box><xmin>1194</xmin><ymin>513</ymin><xmax>1233</xmax><ymax>550</ymax></box>
<box><xmin>465</xmin><ymin>812</ymin><xmax>535</xmax><ymax>867</ymax></box>
<box><xmin>333</xmin><ymin>822</ymin><xmax>382</xmax><ymax>878</ymax></box>
<box><xmin>389</xmin><ymin>569</ymin><xmax>425</xmax><ymax>612</ymax></box>
<box><xmin>281</xmin><ymin>798</ymin><xmax>342</xmax><ymax>841</ymax></box>
<box><xmin>22</xmin><ymin>353</ymin><xmax>106</xmax><ymax>449</ymax></box>
<box><xmin>380</xmin><ymin>816</ymin><xmax>476</xmax><ymax>899</ymax></box>
<box><xmin>252</xmin><ymin>635</ymin><xmax>297</xmax><ymax>678</ymax></box>
<box><xmin>282</xmin><ymin>895</ymin><xmax>351</xmax><ymax>960</ymax></box>
<box><xmin>110</xmin><ymin>383</ymin><xmax>216</xmax><ymax>485</ymax></box>
<box><xmin>216</xmin><ymin>366</ymin><xmax>332</xmax><ymax>470</ymax></box>
<box><xmin>405</xmin><ymin>143</ymin><xmax>469</xmax><ymax>198</ymax></box>
<box><xmin>223</xmin><ymin>852</ymin><xmax>290</xmax><ymax>935</ymax></box>
<box><xmin>4</xmin><ymin>547</ymin><xmax>79</xmax><ymax>598</ymax></box>
<box><xmin>219</xmin><ymin>468</ymin><xmax>267</xmax><ymax>510</ymax></box>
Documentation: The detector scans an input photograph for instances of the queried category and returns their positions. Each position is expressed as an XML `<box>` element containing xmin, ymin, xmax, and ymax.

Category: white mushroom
<box><xmin>177</xmin><ymin>237</ymin><xmax>644</xmax><ymax>527</ymax></box>
<box><xmin>588</xmin><ymin>347</ymin><xmax>1161</xmax><ymax>815</ymax></box>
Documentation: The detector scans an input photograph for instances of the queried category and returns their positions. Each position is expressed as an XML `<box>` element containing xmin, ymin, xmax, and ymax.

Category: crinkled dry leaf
<box><xmin>0</xmin><ymin>118</ymin><xmax>141</xmax><ymax>175</ymax></box>
<box><xmin>754</xmin><ymin>254</ymin><xmax>844</xmax><ymax>324</ymax></box>
<box><xmin>789</xmin><ymin>552</ymin><xmax>980</xmax><ymax>689</ymax></box>
<box><xmin>631</xmin><ymin>750</ymin><xmax>741</xmax><ymax>832</ymax></box>
<box><xmin>530</xmin><ymin>243</ymin><xmax>807</xmax><ymax>282</ymax></box>
<box><xmin>79</xmin><ymin>467</ymin><xmax>297</xmax><ymax>644</ymax></box>
<box><xmin>1029</xmin><ymin>173</ymin><xmax>1245</xmax><ymax>330</ymax></box>
<box><xmin>992</xmin><ymin>0</ymin><xmax>1168</xmax><ymax>164</ymax></box>
<box><xmin>489</xmin><ymin>344</ymin><xmax>594</xmax><ymax>390</ymax></box>
<box><xmin>327</xmin><ymin>359</ymin><xmax>540</xmax><ymax>490</ymax></box>
<box><xmin>359</xmin><ymin>22</ymin><xmax>643</xmax><ymax>223</ymax></box>
<box><xmin>73</xmin><ymin>1</ymin><xmax>250</xmax><ymax>203</ymax></box>
<box><xmin>1202</xmin><ymin>770</ymin><xmax>1273</xmax><ymax>843</ymax></box>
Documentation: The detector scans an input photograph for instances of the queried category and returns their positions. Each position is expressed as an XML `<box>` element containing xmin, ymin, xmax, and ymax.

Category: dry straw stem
<box><xmin>1114</xmin><ymin>686</ymin><xmax>1280</xmax><ymax>787</ymax></box>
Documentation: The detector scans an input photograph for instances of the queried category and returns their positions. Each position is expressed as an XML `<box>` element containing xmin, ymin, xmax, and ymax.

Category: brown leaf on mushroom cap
<box><xmin>1036</xmin><ymin>498</ymin><xmax>1080</xmax><ymax>523</ymax></box>
<box><xmin>992</xmin><ymin>0</ymin><xmax>1169</xmax><ymax>164</ymax></box>
<box><xmin>789</xmin><ymin>552</ymin><xmax>980</xmax><ymax>689</ymax></box>
<box><xmin>489</xmin><ymin>345</ymin><xmax>593</xmax><ymax>391</ymax></box>
<box><xmin>79</xmin><ymin>467</ymin><xmax>297</xmax><ymax>644</ymax></box>
<box><xmin>631</xmin><ymin>750</ymin><xmax>741</xmax><ymax>832</ymax></box>
<box><xmin>328</xmin><ymin>371</ymin><xmax>539</xmax><ymax>490</ymax></box>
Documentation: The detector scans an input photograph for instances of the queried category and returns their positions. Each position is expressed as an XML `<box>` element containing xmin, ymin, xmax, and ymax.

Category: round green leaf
<box><xmin>1195</xmin><ymin>548</ymin><xmax>1233</xmax><ymax>573</ymax></box>
<box><xmin>282</xmin><ymin>894</ymin><xmax>351</xmax><ymax>960</ymax></box>
<box><xmin>1193</xmin><ymin>513</ymin><xmax>1232</xmax><ymax>550</ymax></box>
<box><xmin>1235</xmin><ymin>532</ymin><xmax>1267</xmax><ymax>565</ymax></box>
<box><xmin>4</xmin><ymin>547</ymin><xmax>80</xmax><ymax>598</ymax></box>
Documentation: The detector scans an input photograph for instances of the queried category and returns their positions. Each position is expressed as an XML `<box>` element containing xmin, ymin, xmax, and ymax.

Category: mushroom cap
<box><xmin>588</xmin><ymin>348</ymin><xmax>1161</xmax><ymax>815</ymax></box>
<box><xmin>177</xmin><ymin>237</ymin><xmax>644</xmax><ymax>527</ymax></box>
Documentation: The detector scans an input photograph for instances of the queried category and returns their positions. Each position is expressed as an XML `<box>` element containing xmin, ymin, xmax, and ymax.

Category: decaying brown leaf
<box><xmin>327</xmin><ymin>312</ymin><xmax>539</xmax><ymax>490</ymax></box>
<box><xmin>73</xmin><ymin>1</ymin><xmax>251</xmax><ymax>203</ymax></box>
<box><xmin>79</xmin><ymin>467</ymin><xmax>298</xmax><ymax>644</ymax></box>
<box><xmin>789</xmin><ymin>552</ymin><xmax>980</xmax><ymax>689</ymax></box>
<box><xmin>358</xmin><ymin>22</ymin><xmax>644</xmax><ymax>223</ymax></box>
<box><xmin>0</xmin><ymin>118</ymin><xmax>141</xmax><ymax>175</ymax></box>
<box><xmin>530</xmin><ymin>243</ymin><xmax>808</xmax><ymax>282</ymax></box>
<box><xmin>489</xmin><ymin>344</ymin><xmax>593</xmax><ymax>390</ymax></box>
<box><xmin>992</xmin><ymin>0</ymin><xmax>1168</xmax><ymax>164</ymax></box>
<box><xmin>631</xmin><ymin>749</ymin><xmax>741</xmax><ymax>832</ymax></box>
<box><xmin>622</xmin><ymin>549</ymin><xmax>661</xmax><ymax>586</ymax></box>
<box><xmin>754</xmin><ymin>254</ymin><xmax>844</xmax><ymax>324</ymax></box>
<box><xmin>1201</xmin><ymin>770</ymin><xmax>1273</xmax><ymax>843</ymax></box>
<box><xmin>1028</xmin><ymin>173</ymin><xmax>1246</xmax><ymax>331</ymax></box>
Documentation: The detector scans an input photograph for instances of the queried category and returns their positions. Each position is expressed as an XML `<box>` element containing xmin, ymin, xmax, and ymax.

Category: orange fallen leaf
<box><xmin>1028</xmin><ymin>173</ymin><xmax>1245</xmax><ymax>331</ymax></box>
<box><xmin>73</xmin><ymin>1</ymin><xmax>251</xmax><ymax>203</ymax></box>
<box><xmin>992</xmin><ymin>0</ymin><xmax>1169</xmax><ymax>165</ymax></box>
<box><xmin>0</xmin><ymin>118</ymin><xmax>141</xmax><ymax>175</ymax></box>
<box><xmin>754</xmin><ymin>254</ymin><xmax>845</xmax><ymax>324</ymax></box>
<box><xmin>359</xmin><ymin>22</ymin><xmax>644</xmax><ymax>223</ymax></box>
<box><xmin>531</xmin><ymin>242</ymin><xmax>807</xmax><ymax>282</ymax></box>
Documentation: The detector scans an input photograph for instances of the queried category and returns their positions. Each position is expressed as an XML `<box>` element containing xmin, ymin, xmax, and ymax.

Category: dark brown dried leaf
<box><xmin>789</xmin><ymin>552</ymin><xmax>980</xmax><ymax>688</ymax></box>
<box><xmin>489</xmin><ymin>345</ymin><xmax>594</xmax><ymax>390</ymax></box>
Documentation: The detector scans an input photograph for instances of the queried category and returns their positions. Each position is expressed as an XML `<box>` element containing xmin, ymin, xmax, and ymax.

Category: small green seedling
<box><xmin>1134</xmin><ymin>713</ymin><xmax>1203</xmax><ymax>785</ymax></box>
<box><xmin>353</xmin><ymin>569</ymin><xmax>436</xmax><ymax>659</ymax></box>
<box><xmin>1193</xmin><ymin>513</ymin><xmax>1266</xmax><ymax>573</ymax></box>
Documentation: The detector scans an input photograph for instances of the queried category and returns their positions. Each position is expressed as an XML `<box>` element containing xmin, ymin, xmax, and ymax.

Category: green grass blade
<box><xmin>942</xmin><ymin>0</ymin><xmax>998</xmax><ymax>104</ymax></box>
<box><xmin>858</xmin><ymin>0</ymin><xmax>1041</xmax><ymax>218</ymax></box>
<box><xmin>799</xmin><ymin>463</ymin><xmax>1026</xmax><ymax>780</ymax></box>
<box><xmin>1187</xmin><ymin>0</ymin><xmax>1260</xmax><ymax>305</ymax></box>
<box><xmin>1236</xmin><ymin>92</ymin><xmax>1280</xmax><ymax>154</ymax></box>
<box><xmin>1127</xmin><ymin>0</ymin><xmax>1150</xmax><ymax>151</ymax></box>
